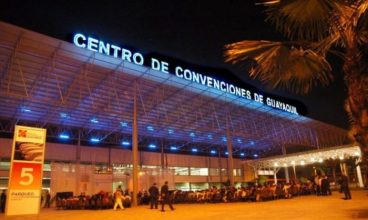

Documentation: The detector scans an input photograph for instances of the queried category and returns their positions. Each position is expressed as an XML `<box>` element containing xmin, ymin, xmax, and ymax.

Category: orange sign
<box><xmin>6</xmin><ymin>125</ymin><xmax>46</xmax><ymax>216</ymax></box>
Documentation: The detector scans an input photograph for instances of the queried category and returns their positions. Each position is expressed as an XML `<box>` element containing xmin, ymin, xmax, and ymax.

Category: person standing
<box><xmin>160</xmin><ymin>181</ymin><xmax>174</xmax><ymax>211</ymax></box>
<box><xmin>148</xmin><ymin>183</ymin><xmax>159</xmax><ymax>209</ymax></box>
<box><xmin>339</xmin><ymin>174</ymin><xmax>352</xmax><ymax>200</ymax></box>
<box><xmin>113</xmin><ymin>186</ymin><xmax>124</xmax><ymax>210</ymax></box>
<box><xmin>44</xmin><ymin>190</ymin><xmax>51</xmax><ymax>208</ymax></box>
<box><xmin>0</xmin><ymin>190</ymin><xmax>6</xmax><ymax>213</ymax></box>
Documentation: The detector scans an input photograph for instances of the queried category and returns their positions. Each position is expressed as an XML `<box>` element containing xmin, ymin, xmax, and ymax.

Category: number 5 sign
<box><xmin>8</xmin><ymin>162</ymin><xmax>42</xmax><ymax>190</ymax></box>
<box><xmin>6</xmin><ymin>126</ymin><xmax>46</xmax><ymax>216</ymax></box>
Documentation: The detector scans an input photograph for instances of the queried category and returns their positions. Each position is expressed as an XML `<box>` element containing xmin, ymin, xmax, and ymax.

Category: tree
<box><xmin>225</xmin><ymin>0</ymin><xmax>368</xmax><ymax>153</ymax></box>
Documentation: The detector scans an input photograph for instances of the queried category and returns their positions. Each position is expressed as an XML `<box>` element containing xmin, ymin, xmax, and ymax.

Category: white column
<box><xmin>356</xmin><ymin>159</ymin><xmax>364</xmax><ymax>188</ymax></box>
<box><xmin>284</xmin><ymin>167</ymin><xmax>290</xmax><ymax>183</ymax></box>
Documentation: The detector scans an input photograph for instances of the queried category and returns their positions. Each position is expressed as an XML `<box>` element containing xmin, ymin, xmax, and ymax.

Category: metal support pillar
<box><xmin>75</xmin><ymin>129</ymin><xmax>81</xmax><ymax>195</ymax></box>
<box><xmin>282</xmin><ymin>145</ymin><xmax>289</xmax><ymax>183</ymax></box>
<box><xmin>132</xmin><ymin>84</ymin><xmax>139</xmax><ymax>206</ymax></box>
<box><xmin>218</xmin><ymin>151</ymin><xmax>223</xmax><ymax>183</ymax></box>
<box><xmin>226</xmin><ymin>128</ymin><xmax>234</xmax><ymax>186</ymax></box>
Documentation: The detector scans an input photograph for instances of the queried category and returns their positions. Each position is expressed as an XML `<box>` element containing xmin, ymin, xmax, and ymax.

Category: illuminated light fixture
<box><xmin>121</xmin><ymin>141</ymin><xmax>130</xmax><ymax>146</ymax></box>
<box><xmin>310</xmin><ymin>158</ymin><xmax>316</xmax><ymax>162</ymax></box>
<box><xmin>60</xmin><ymin>112</ymin><xmax>70</xmax><ymax>119</ymax></box>
<box><xmin>253</xmin><ymin>154</ymin><xmax>258</xmax><ymax>158</ymax></box>
<box><xmin>291</xmin><ymin>161</ymin><xmax>296</xmax><ymax>165</ymax></box>
<box><xmin>354</xmin><ymin>151</ymin><xmax>360</xmax><ymax>156</ymax></box>
<box><xmin>90</xmin><ymin>137</ymin><xmax>100</xmax><ymax>143</ymax></box>
<box><xmin>339</xmin><ymin>156</ymin><xmax>344</xmax><ymax>160</ymax></box>
<box><xmin>318</xmin><ymin>158</ymin><xmax>323</xmax><ymax>163</ymax></box>
<box><xmin>274</xmin><ymin>162</ymin><xmax>279</xmax><ymax>167</ymax></box>
<box><xmin>207</xmin><ymin>134</ymin><xmax>213</xmax><ymax>140</ymax></box>
<box><xmin>249</xmin><ymin>141</ymin><xmax>255</xmax><ymax>145</ymax></box>
<box><xmin>240</xmin><ymin>153</ymin><xmax>245</xmax><ymax>156</ymax></box>
<box><xmin>168</xmin><ymin>129</ymin><xmax>174</xmax><ymax>134</ymax></box>
<box><xmin>90</xmin><ymin>118</ymin><xmax>99</xmax><ymax>123</ymax></box>
<box><xmin>147</xmin><ymin>125</ymin><xmax>154</xmax><ymax>131</ymax></box>
<box><xmin>225</xmin><ymin>151</ymin><xmax>229</xmax><ymax>155</ymax></box>
<box><xmin>148</xmin><ymin>144</ymin><xmax>156</xmax><ymax>149</ymax></box>
<box><xmin>283</xmin><ymin>163</ymin><xmax>287</xmax><ymax>167</ymax></box>
<box><xmin>189</xmin><ymin>132</ymin><xmax>195</xmax><ymax>137</ymax></box>
<box><xmin>237</xmin><ymin>138</ymin><xmax>242</xmax><ymax>144</ymax></box>
<box><xmin>170</xmin><ymin>146</ymin><xmax>177</xmax><ymax>150</ymax></box>
<box><xmin>300</xmin><ymin>161</ymin><xmax>305</xmax><ymax>165</ymax></box>
<box><xmin>222</xmin><ymin>136</ymin><xmax>227</xmax><ymax>142</ymax></box>
<box><xmin>21</xmin><ymin>107</ymin><xmax>31</xmax><ymax>113</ymax></box>
<box><xmin>120</xmin><ymin>121</ymin><xmax>128</xmax><ymax>127</ymax></box>
<box><xmin>210</xmin><ymin>150</ymin><xmax>216</xmax><ymax>154</ymax></box>
<box><xmin>192</xmin><ymin>148</ymin><xmax>198</xmax><ymax>152</ymax></box>
<box><xmin>59</xmin><ymin>133</ymin><xmax>70</xmax><ymax>139</ymax></box>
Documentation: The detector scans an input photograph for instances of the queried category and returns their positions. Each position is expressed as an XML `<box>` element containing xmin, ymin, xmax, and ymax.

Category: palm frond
<box><xmin>262</xmin><ymin>0</ymin><xmax>345</xmax><ymax>41</ymax></box>
<box><xmin>225</xmin><ymin>40</ymin><xmax>333</xmax><ymax>93</ymax></box>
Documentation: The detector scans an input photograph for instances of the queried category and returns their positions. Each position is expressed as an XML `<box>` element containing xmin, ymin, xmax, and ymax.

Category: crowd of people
<box><xmin>0</xmin><ymin>174</ymin><xmax>352</xmax><ymax>213</ymax></box>
<box><xmin>55</xmin><ymin>190</ymin><xmax>132</xmax><ymax>210</ymax></box>
<box><xmin>51</xmin><ymin>175</ymin><xmax>353</xmax><ymax>210</ymax></box>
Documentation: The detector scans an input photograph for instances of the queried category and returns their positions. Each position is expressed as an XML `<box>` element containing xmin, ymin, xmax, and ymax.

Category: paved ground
<box><xmin>2</xmin><ymin>190</ymin><xmax>368</xmax><ymax>220</ymax></box>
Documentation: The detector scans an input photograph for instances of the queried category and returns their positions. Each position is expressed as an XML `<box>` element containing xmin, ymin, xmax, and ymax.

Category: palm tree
<box><xmin>225</xmin><ymin>0</ymin><xmax>368</xmax><ymax>153</ymax></box>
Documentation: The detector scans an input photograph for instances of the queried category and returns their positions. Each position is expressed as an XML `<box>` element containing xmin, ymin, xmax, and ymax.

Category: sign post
<box><xmin>6</xmin><ymin>125</ymin><xmax>46</xmax><ymax>216</ymax></box>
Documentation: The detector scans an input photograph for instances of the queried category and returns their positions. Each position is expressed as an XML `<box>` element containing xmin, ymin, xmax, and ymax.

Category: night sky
<box><xmin>0</xmin><ymin>0</ymin><xmax>349</xmax><ymax>129</ymax></box>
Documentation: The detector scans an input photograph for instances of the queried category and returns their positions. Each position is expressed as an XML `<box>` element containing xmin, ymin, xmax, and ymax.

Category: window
<box><xmin>43</xmin><ymin>163</ymin><xmax>51</xmax><ymax>172</ymax></box>
<box><xmin>175</xmin><ymin>182</ymin><xmax>190</xmax><ymax>191</ymax></box>
<box><xmin>190</xmin><ymin>167</ymin><xmax>209</xmax><ymax>176</ymax></box>
<box><xmin>190</xmin><ymin>182</ymin><xmax>209</xmax><ymax>191</ymax></box>
<box><xmin>0</xmin><ymin>178</ymin><xmax>8</xmax><ymax>188</ymax></box>
<box><xmin>220</xmin><ymin>168</ymin><xmax>228</xmax><ymax>176</ymax></box>
<box><xmin>169</xmin><ymin>167</ymin><xmax>189</xmax><ymax>176</ymax></box>
<box><xmin>233</xmin><ymin>169</ymin><xmax>243</xmax><ymax>176</ymax></box>
<box><xmin>209</xmin><ymin>168</ymin><xmax>220</xmax><ymax>176</ymax></box>
<box><xmin>0</xmin><ymin>162</ymin><xmax>10</xmax><ymax>170</ymax></box>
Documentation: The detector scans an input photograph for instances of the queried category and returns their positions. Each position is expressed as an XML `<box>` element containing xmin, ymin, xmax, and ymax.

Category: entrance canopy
<box><xmin>246</xmin><ymin>144</ymin><xmax>361</xmax><ymax>169</ymax></box>
<box><xmin>0</xmin><ymin>22</ymin><xmax>349</xmax><ymax>158</ymax></box>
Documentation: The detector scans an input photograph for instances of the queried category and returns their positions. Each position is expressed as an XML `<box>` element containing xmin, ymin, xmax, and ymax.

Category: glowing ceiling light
<box><xmin>59</xmin><ymin>133</ymin><xmax>70</xmax><ymax>139</ymax></box>
<box><xmin>60</xmin><ymin>112</ymin><xmax>70</xmax><ymax>119</ymax></box>
<box><xmin>120</xmin><ymin>121</ymin><xmax>128</xmax><ymax>127</ymax></box>
<box><xmin>90</xmin><ymin>137</ymin><xmax>100</xmax><ymax>143</ymax></box>
<box><xmin>121</xmin><ymin>141</ymin><xmax>130</xmax><ymax>146</ymax></box>
<box><xmin>148</xmin><ymin>144</ymin><xmax>156</xmax><ymax>149</ymax></box>
<box><xmin>21</xmin><ymin>107</ymin><xmax>31</xmax><ymax>112</ymax></box>
<box><xmin>90</xmin><ymin>118</ymin><xmax>99</xmax><ymax>123</ymax></box>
